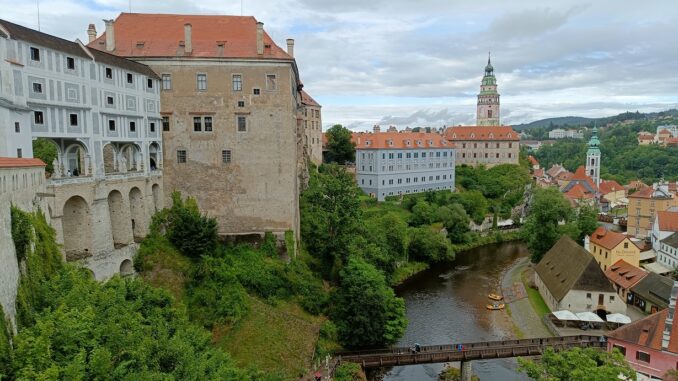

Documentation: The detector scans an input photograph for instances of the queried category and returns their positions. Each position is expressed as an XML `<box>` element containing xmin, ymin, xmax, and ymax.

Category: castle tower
<box><xmin>476</xmin><ymin>53</ymin><xmax>500</xmax><ymax>126</ymax></box>
<box><xmin>586</xmin><ymin>127</ymin><xmax>601</xmax><ymax>188</ymax></box>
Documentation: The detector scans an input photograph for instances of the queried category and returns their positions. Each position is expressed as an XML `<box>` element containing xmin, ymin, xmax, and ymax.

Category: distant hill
<box><xmin>513</xmin><ymin>109</ymin><xmax>678</xmax><ymax>131</ymax></box>
<box><xmin>512</xmin><ymin>116</ymin><xmax>592</xmax><ymax>131</ymax></box>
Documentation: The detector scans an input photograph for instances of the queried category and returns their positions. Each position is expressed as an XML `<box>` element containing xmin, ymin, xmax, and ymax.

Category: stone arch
<box><xmin>120</xmin><ymin>259</ymin><xmax>134</xmax><ymax>276</ymax></box>
<box><xmin>120</xmin><ymin>144</ymin><xmax>142</xmax><ymax>172</ymax></box>
<box><xmin>103</xmin><ymin>143</ymin><xmax>117</xmax><ymax>174</ymax></box>
<box><xmin>63</xmin><ymin>143</ymin><xmax>87</xmax><ymax>176</ymax></box>
<box><xmin>62</xmin><ymin>195</ymin><xmax>92</xmax><ymax>260</ymax></box>
<box><xmin>152</xmin><ymin>183</ymin><xmax>162</xmax><ymax>212</ymax></box>
<box><xmin>129</xmin><ymin>187</ymin><xmax>146</xmax><ymax>240</ymax></box>
<box><xmin>108</xmin><ymin>190</ymin><xmax>131</xmax><ymax>247</ymax></box>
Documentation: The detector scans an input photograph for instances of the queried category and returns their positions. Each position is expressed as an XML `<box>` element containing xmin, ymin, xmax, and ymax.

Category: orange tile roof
<box><xmin>599</xmin><ymin>180</ymin><xmax>624</xmax><ymax>195</ymax></box>
<box><xmin>604</xmin><ymin>259</ymin><xmax>648</xmax><ymax>290</ymax></box>
<box><xmin>564</xmin><ymin>183</ymin><xmax>594</xmax><ymax>199</ymax></box>
<box><xmin>629</xmin><ymin>186</ymin><xmax>667</xmax><ymax>199</ymax></box>
<box><xmin>528</xmin><ymin>155</ymin><xmax>539</xmax><ymax>166</ymax></box>
<box><xmin>444</xmin><ymin>126</ymin><xmax>519</xmax><ymax>141</ymax></box>
<box><xmin>0</xmin><ymin>157</ymin><xmax>46</xmax><ymax>168</ymax></box>
<box><xmin>607</xmin><ymin>308</ymin><xmax>678</xmax><ymax>354</ymax></box>
<box><xmin>571</xmin><ymin>166</ymin><xmax>597</xmax><ymax>190</ymax></box>
<box><xmin>626</xmin><ymin>180</ymin><xmax>648</xmax><ymax>190</ymax></box>
<box><xmin>300</xmin><ymin>90</ymin><xmax>320</xmax><ymax>107</ymax></box>
<box><xmin>590</xmin><ymin>226</ymin><xmax>632</xmax><ymax>250</ymax></box>
<box><xmin>534</xmin><ymin>168</ymin><xmax>544</xmax><ymax>178</ymax></box>
<box><xmin>556</xmin><ymin>171</ymin><xmax>574</xmax><ymax>181</ymax></box>
<box><xmin>638</xmin><ymin>133</ymin><xmax>654</xmax><ymax>140</ymax></box>
<box><xmin>657</xmin><ymin>211</ymin><xmax>678</xmax><ymax>232</ymax></box>
<box><xmin>88</xmin><ymin>13</ymin><xmax>291</xmax><ymax>60</ymax></box>
<box><xmin>546</xmin><ymin>164</ymin><xmax>566</xmax><ymax>178</ymax></box>
<box><xmin>352</xmin><ymin>132</ymin><xmax>452</xmax><ymax>149</ymax></box>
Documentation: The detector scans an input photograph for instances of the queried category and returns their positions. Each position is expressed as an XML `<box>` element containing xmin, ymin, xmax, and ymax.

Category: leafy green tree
<box><xmin>437</xmin><ymin>204</ymin><xmax>470</xmax><ymax>244</ymax></box>
<box><xmin>518</xmin><ymin>347</ymin><xmax>635</xmax><ymax>381</ymax></box>
<box><xmin>409</xmin><ymin>200</ymin><xmax>435</xmax><ymax>226</ymax></box>
<box><xmin>449</xmin><ymin>190</ymin><xmax>489</xmax><ymax>224</ymax></box>
<box><xmin>367</xmin><ymin>212</ymin><xmax>409</xmax><ymax>262</ymax></box>
<box><xmin>334</xmin><ymin>363</ymin><xmax>365</xmax><ymax>381</ymax></box>
<box><xmin>408</xmin><ymin>227</ymin><xmax>454</xmax><ymax>262</ymax></box>
<box><xmin>159</xmin><ymin>192</ymin><xmax>217</xmax><ymax>258</ymax></box>
<box><xmin>523</xmin><ymin>188</ymin><xmax>578</xmax><ymax>263</ymax></box>
<box><xmin>32</xmin><ymin>138</ymin><xmax>57</xmax><ymax>173</ymax></box>
<box><xmin>330</xmin><ymin>258</ymin><xmax>407</xmax><ymax>348</ymax></box>
<box><xmin>325</xmin><ymin>124</ymin><xmax>356</xmax><ymax>164</ymax></box>
<box><xmin>576</xmin><ymin>204</ymin><xmax>600</xmax><ymax>244</ymax></box>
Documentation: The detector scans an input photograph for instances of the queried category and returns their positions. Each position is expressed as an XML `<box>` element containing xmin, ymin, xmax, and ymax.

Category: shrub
<box><xmin>163</xmin><ymin>192</ymin><xmax>218</xmax><ymax>258</ymax></box>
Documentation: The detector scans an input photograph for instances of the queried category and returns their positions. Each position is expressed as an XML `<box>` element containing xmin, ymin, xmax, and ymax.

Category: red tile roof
<box><xmin>607</xmin><ymin>308</ymin><xmax>678</xmax><ymax>354</ymax></box>
<box><xmin>637</xmin><ymin>133</ymin><xmax>654</xmax><ymax>140</ymax></box>
<box><xmin>599</xmin><ymin>180</ymin><xmax>624</xmax><ymax>195</ymax></box>
<box><xmin>657</xmin><ymin>211</ymin><xmax>678</xmax><ymax>232</ymax></box>
<box><xmin>88</xmin><ymin>13</ymin><xmax>291</xmax><ymax>60</ymax></box>
<box><xmin>604</xmin><ymin>259</ymin><xmax>648</xmax><ymax>290</ymax></box>
<box><xmin>534</xmin><ymin>168</ymin><xmax>544</xmax><ymax>178</ymax></box>
<box><xmin>300</xmin><ymin>90</ymin><xmax>320</xmax><ymax>107</ymax></box>
<box><xmin>528</xmin><ymin>155</ymin><xmax>539</xmax><ymax>166</ymax></box>
<box><xmin>571</xmin><ymin>166</ymin><xmax>597</xmax><ymax>190</ymax></box>
<box><xmin>629</xmin><ymin>186</ymin><xmax>673</xmax><ymax>199</ymax></box>
<box><xmin>352</xmin><ymin>132</ymin><xmax>452</xmax><ymax>149</ymax></box>
<box><xmin>0</xmin><ymin>157</ymin><xmax>46</xmax><ymax>168</ymax></box>
<box><xmin>444</xmin><ymin>126</ymin><xmax>519</xmax><ymax>141</ymax></box>
<box><xmin>564</xmin><ymin>183</ymin><xmax>594</xmax><ymax>199</ymax></box>
<box><xmin>590</xmin><ymin>226</ymin><xmax>632</xmax><ymax>250</ymax></box>
<box><xmin>546</xmin><ymin>164</ymin><xmax>567</xmax><ymax>178</ymax></box>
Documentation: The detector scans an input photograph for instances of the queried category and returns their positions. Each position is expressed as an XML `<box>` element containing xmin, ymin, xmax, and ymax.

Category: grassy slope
<box><xmin>214</xmin><ymin>297</ymin><xmax>323</xmax><ymax>380</ymax></box>
<box><xmin>137</xmin><ymin>235</ymin><xmax>192</xmax><ymax>301</ymax></box>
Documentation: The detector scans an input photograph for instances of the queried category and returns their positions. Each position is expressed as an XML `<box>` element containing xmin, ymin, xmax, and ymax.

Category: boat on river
<box><xmin>486</xmin><ymin>303</ymin><xmax>505</xmax><ymax>310</ymax></box>
<box><xmin>487</xmin><ymin>293</ymin><xmax>503</xmax><ymax>301</ymax></box>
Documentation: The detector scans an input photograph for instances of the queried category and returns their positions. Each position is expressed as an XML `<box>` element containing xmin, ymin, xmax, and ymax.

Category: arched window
<box><xmin>488</xmin><ymin>110</ymin><xmax>493</xmax><ymax>118</ymax></box>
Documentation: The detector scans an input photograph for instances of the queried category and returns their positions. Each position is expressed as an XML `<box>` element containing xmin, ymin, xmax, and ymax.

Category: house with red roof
<box><xmin>652</xmin><ymin>211</ymin><xmax>678</xmax><ymax>252</ymax></box>
<box><xmin>604</xmin><ymin>259</ymin><xmax>648</xmax><ymax>302</ymax></box>
<box><xmin>527</xmin><ymin>155</ymin><xmax>539</xmax><ymax>169</ymax></box>
<box><xmin>599</xmin><ymin>179</ymin><xmax>626</xmax><ymax>207</ymax></box>
<box><xmin>628</xmin><ymin>185</ymin><xmax>677</xmax><ymax>238</ymax></box>
<box><xmin>587</xmin><ymin>226</ymin><xmax>641</xmax><ymax>270</ymax></box>
<box><xmin>637</xmin><ymin>132</ymin><xmax>656</xmax><ymax>145</ymax></box>
<box><xmin>443</xmin><ymin>126</ymin><xmax>519</xmax><ymax>167</ymax></box>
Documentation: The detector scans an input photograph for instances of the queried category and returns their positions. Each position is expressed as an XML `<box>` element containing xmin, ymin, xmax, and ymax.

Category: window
<box><xmin>147</xmin><ymin>78</ymin><xmax>153</xmax><ymax>89</ymax></box>
<box><xmin>193</xmin><ymin>117</ymin><xmax>202</xmax><ymax>132</ymax></box>
<box><xmin>17</xmin><ymin>148</ymin><xmax>22</xmax><ymax>158</ymax></box>
<box><xmin>233</xmin><ymin>74</ymin><xmax>242</xmax><ymax>91</ymax></box>
<box><xmin>150</xmin><ymin>122</ymin><xmax>156</xmax><ymax>132</ymax></box>
<box><xmin>612</xmin><ymin>345</ymin><xmax>626</xmax><ymax>356</ymax></box>
<box><xmin>177</xmin><ymin>150</ymin><xmax>187</xmax><ymax>163</ymax></box>
<box><xmin>127</xmin><ymin>73</ymin><xmax>134</xmax><ymax>84</ymax></box>
<box><xmin>197</xmin><ymin>74</ymin><xmax>207</xmax><ymax>90</ymax></box>
<box><xmin>204</xmin><ymin>117</ymin><xmax>213</xmax><ymax>132</ymax></box>
<box><xmin>34</xmin><ymin>111</ymin><xmax>44</xmax><ymax>124</ymax></box>
<box><xmin>66</xmin><ymin>57</ymin><xmax>75</xmax><ymax>70</ymax></box>
<box><xmin>108</xmin><ymin>120</ymin><xmax>116</xmax><ymax>131</ymax></box>
<box><xmin>107</xmin><ymin>96</ymin><xmax>114</xmax><ymax>105</ymax></box>
<box><xmin>129</xmin><ymin>121</ymin><xmax>136</xmax><ymax>132</ymax></box>
<box><xmin>636</xmin><ymin>351</ymin><xmax>650</xmax><ymax>363</ymax></box>
<box><xmin>32</xmin><ymin>83</ymin><xmax>42</xmax><ymax>93</ymax></box>
<box><xmin>266</xmin><ymin>74</ymin><xmax>277</xmax><ymax>90</ymax></box>
<box><xmin>14</xmin><ymin>122</ymin><xmax>20</xmax><ymax>132</ymax></box>
<box><xmin>237</xmin><ymin>116</ymin><xmax>247</xmax><ymax>132</ymax></box>
<box><xmin>237</xmin><ymin>100</ymin><xmax>245</xmax><ymax>108</ymax></box>
<box><xmin>30</xmin><ymin>47</ymin><xmax>41</xmax><ymax>61</ymax></box>
<box><xmin>222</xmin><ymin>150</ymin><xmax>232</xmax><ymax>164</ymax></box>
<box><xmin>162</xmin><ymin>116</ymin><xmax>170</xmax><ymax>131</ymax></box>
<box><xmin>609</xmin><ymin>295</ymin><xmax>615</xmax><ymax>302</ymax></box>
<box><xmin>586</xmin><ymin>293</ymin><xmax>592</xmax><ymax>299</ymax></box>
<box><xmin>253</xmin><ymin>88</ymin><xmax>260</xmax><ymax>95</ymax></box>
<box><xmin>162</xmin><ymin>74</ymin><xmax>172</xmax><ymax>90</ymax></box>
<box><xmin>105</xmin><ymin>67</ymin><xmax>113</xmax><ymax>79</ymax></box>
<box><xmin>69</xmin><ymin>114</ymin><xmax>78</xmax><ymax>126</ymax></box>
<box><xmin>624</xmin><ymin>242</ymin><xmax>629</xmax><ymax>249</ymax></box>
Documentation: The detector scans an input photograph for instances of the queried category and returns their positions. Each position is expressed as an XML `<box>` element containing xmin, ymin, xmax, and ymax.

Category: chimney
<box><xmin>373</xmin><ymin>125</ymin><xmax>381</xmax><ymax>133</ymax></box>
<box><xmin>662</xmin><ymin>281</ymin><xmax>678</xmax><ymax>351</ymax></box>
<box><xmin>184</xmin><ymin>23</ymin><xmax>193</xmax><ymax>54</ymax></box>
<box><xmin>286</xmin><ymin>38</ymin><xmax>295</xmax><ymax>58</ymax></box>
<box><xmin>256</xmin><ymin>22</ymin><xmax>264</xmax><ymax>55</ymax></box>
<box><xmin>104</xmin><ymin>19</ymin><xmax>115</xmax><ymax>52</ymax></box>
<box><xmin>87</xmin><ymin>24</ymin><xmax>97</xmax><ymax>43</ymax></box>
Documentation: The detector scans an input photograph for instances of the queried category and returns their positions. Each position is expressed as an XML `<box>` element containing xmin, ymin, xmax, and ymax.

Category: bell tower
<box><xmin>586</xmin><ymin>126</ymin><xmax>601</xmax><ymax>188</ymax></box>
<box><xmin>476</xmin><ymin>53</ymin><xmax>500</xmax><ymax>126</ymax></box>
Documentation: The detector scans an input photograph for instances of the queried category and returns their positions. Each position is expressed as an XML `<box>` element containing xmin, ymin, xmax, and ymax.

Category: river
<box><xmin>375</xmin><ymin>241</ymin><xmax>531</xmax><ymax>381</ymax></box>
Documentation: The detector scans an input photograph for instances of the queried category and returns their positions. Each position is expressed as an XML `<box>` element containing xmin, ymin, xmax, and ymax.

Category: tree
<box><xmin>518</xmin><ymin>347</ymin><xmax>635</xmax><ymax>381</ymax></box>
<box><xmin>409</xmin><ymin>200</ymin><xmax>435</xmax><ymax>226</ymax></box>
<box><xmin>32</xmin><ymin>138</ymin><xmax>58</xmax><ymax>174</ymax></box>
<box><xmin>437</xmin><ymin>204</ymin><xmax>470</xmax><ymax>244</ymax></box>
<box><xmin>330</xmin><ymin>257</ymin><xmax>407</xmax><ymax>348</ymax></box>
<box><xmin>159</xmin><ymin>192</ymin><xmax>218</xmax><ymax>258</ymax></box>
<box><xmin>576</xmin><ymin>204</ymin><xmax>600</xmax><ymax>244</ymax></box>
<box><xmin>408</xmin><ymin>227</ymin><xmax>454</xmax><ymax>262</ymax></box>
<box><xmin>325</xmin><ymin>124</ymin><xmax>356</xmax><ymax>164</ymax></box>
<box><xmin>522</xmin><ymin>188</ymin><xmax>578</xmax><ymax>263</ymax></box>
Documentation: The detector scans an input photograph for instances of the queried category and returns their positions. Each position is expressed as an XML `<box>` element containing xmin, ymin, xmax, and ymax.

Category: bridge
<box><xmin>336</xmin><ymin>335</ymin><xmax>606</xmax><ymax>379</ymax></box>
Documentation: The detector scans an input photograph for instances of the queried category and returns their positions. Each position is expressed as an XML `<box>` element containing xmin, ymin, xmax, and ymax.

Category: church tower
<box><xmin>476</xmin><ymin>53</ymin><xmax>500</xmax><ymax>126</ymax></box>
<box><xmin>586</xmin><ymin>127</ymin><xmax>601</xmax><ymax>188</ymax></box>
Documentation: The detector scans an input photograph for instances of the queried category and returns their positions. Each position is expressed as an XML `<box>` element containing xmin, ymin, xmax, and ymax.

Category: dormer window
<box><xmin>388</xmin><ymin>140</ymin><xmax>393</xmax><ymax>146</ymax></box>
<box><xmin>470</xmin><ymin>133</ymin><xmax>476</xmax><ymax>138</ymax></box>
<box><xmin>489</xmin><ymin>133</ymin><xmax>494</xmax><ymax>139</ymax></box>
<box><xmin>365</xmin><ymin>141</ymin><xmax>371</xmax><ymax>146</ymax></box>
<box><xmin>508</xmin><ymin>133</ymin><xmax>512</xmax><ymax>138</ymax></box>
<box><xmin>136</xmin><ymin>41</ymin><xmax>145</xmax><ymax>48</ymax></box>
<box><xmin>452</xmin><ymin>133</ymin><xmax>457</xmax><ymax>139</ymax></box>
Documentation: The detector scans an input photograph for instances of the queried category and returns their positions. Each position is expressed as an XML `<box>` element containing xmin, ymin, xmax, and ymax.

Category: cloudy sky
<box><xmin>4</xmin><ymin>0</ymin><xmax>678</xmax><ymax>130</ymax></box>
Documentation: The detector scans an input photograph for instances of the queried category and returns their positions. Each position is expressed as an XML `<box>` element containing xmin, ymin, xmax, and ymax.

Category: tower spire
<box><xmin>488</xmin><ymin>51</ymin><xmax>491</xmax><ymax>65</ymax></box>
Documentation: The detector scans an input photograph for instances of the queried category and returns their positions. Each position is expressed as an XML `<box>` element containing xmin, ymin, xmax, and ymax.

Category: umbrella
<box><xmin>606</xmin><ymin>313</ymin><xmax>632</xmax><ymax>324</ymax></box>
<box><xmin>576</xmin><ymin>311</ymin><xmax>605</xmax><ymax>323</ymax></box>
<box><xmin>552</xmin><ymin>310</ymin><xmax>579</xmax><ymax>321</ymax></box>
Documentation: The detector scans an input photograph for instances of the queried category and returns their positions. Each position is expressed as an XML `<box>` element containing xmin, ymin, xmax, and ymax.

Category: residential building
<box><xmin>628</xmin><ymin>184</ymin><xmax>677</xmax><ymax>238</ymax></box>
<box><xmin>599</xmin><ymin>179</ymin><xmax>625</xmax><ymax>207</ymax></box>
<box><xmin>89</xmin><ymin>14</ymin><xmax>305</xmax><ymax>238</ymax></box>
<box><xmin>587</xmin><ymin>226</ymin><xmax>641</xmax><ymax>270</ymax></box>
<box><xmin>604</xmin><ymin>259</ymin><xmax>648</xmax><ymax>303</ymax></box>
<box><xmin>534</xmin><ymin>236</ymin><xmax>627</xmax><ymax>315</ymax></box>
<box><xmin>629</xmin><ymin>272</ymin><xmax>673</xmax><ymax>314</ymax></box>
<box><xmin>561</xmin><ymin>166</ymin><xmax>597</xmax><ymax>206</ymax></box>
<box><xmin>300</xmin><ymin>89</ymin><xmax>322</xmax><ymax>165</ymax></box>
<box><xmin>527</xmin><ymin>155</ymin><xmax>539</xmax><ymax>169</ymax></box>
<box><xmin>637</xmin><ymin>132</ymin><xmax>655</xmax><ymax>145</ymax></box>
<box><xmin>0</xmin><ymin>19</ymin><xmax>163</xmax><ymax>280</ymax></box>
<box><xmin>353</xmin><ymin>132</ymin><xmax>455</xmax><ymax>201</ymax></box>
<box><xmin>476</xmin><ymin>54</ymin><xmax>500</xmax><ymax>126</ymax></box>
<box><xmin>520</xmin><ymin>140</ymin><xmax>542</xmax><ymax>151</ymax></box>
<box><xmin>658</xmin><ymin>233</ymin><xmax>678</xmax><ymax>271</ymax></box>
<box><xmin>548</xmin><ymin>128</ymin><xmax>584</xmax><ymax>139</ymax></box>
<box><xmin>444</xmin><ymin>126</ymin><xmax>519</xmax><ymax>167</ymax></box>
<box><xmin>651</xmin><ymin>210</ymin><xmax>678</xmax><ymax>252</ymax></box>
<box><xmin>606</xmin><ymin>288</ymin><xmax>678</xmax><ymax>381</ymax></box>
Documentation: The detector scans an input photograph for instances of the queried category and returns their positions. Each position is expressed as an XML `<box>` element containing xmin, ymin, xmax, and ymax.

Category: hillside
<box><xmin>514</xmin><ymin>109</ymin><xmax>678</xmax><ymax>132</ymax></box>
<box><xmin>513</xmin><ymin>116</ymin><xmax>592</xmax><ymax>131</ymax></box>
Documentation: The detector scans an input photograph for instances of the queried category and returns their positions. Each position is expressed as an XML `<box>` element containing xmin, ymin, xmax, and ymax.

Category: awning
<box><xmin>640</xmin><ymin>250</ymin><xmax>657</xmax><ymax>262</ymax></box>
<box><xmin>642</xmin><ymin>261</ymin><xmax>672</xmax><ymax>275</ymax></box>
<box><xmin>606</xmin><ymin>313</ymin><xmax>632</xmax><ymax>324</ymax></box>
<box><xmin>576</xmin><ymin>312</ymin><xmax>605</xmax><ymax>323</ymax></box>
<box><xmin>552</xmin><ymin>310</ymin><xmax>580</xmax><ymax>321</ymax></box>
